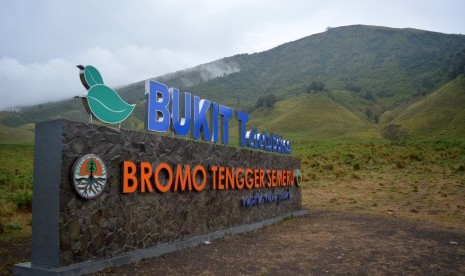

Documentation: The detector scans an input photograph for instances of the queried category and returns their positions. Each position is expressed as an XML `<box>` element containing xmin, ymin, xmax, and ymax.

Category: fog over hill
<box><xmin>1</xmin><ymin>25</ymin><xmax>464</xmax><ymax>143</ymax></box>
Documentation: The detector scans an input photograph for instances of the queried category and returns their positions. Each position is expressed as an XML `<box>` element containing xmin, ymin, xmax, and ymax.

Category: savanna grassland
<box><xmin>0</xmin><ymin>144</ymin><xmax>33</xmax><ymax>239</ymax></box>
<box><xmin>0</xmin><ymin>144</ymin><xmax>33</xmax><ymax>274</ymax></box>
<box><xmin>2</xmin><ymin>139</ymin><xmax>464</xmax><ymax>274</ymax></box>
<box><xmin>1</xmin><ymin>138</ymin><xmax>464</xmax><ymax>239</ymax></box>
<box><xmin>295</xmin><ymin>139</ymin><xmax>465</xmax><ymax>229</ymax></box>
<box><xmin>0</xmin><ymin>137</ymin><xmax>464</xmax><ymax>274</ymax></box>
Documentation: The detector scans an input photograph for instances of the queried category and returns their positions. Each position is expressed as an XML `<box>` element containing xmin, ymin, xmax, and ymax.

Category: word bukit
<box><xmin>145</xmin><ymin>80</ymin><xmax>291</xmax><ymax>154</ymax></box>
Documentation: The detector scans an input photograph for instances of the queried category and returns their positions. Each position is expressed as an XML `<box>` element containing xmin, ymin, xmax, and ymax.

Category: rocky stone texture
<box><xmin>57</xmin><ymin>120</ymin><xmax>301</xmax><ymax>265</ymax></box>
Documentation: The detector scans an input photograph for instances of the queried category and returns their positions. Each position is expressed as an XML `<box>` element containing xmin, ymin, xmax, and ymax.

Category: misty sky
<box><xmin>1</xmin><ymin>0</ymin><xmax>465</xmax><ymax>111</ymax></box>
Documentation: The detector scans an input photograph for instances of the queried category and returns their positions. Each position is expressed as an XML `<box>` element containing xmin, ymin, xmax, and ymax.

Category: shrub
<box><xmin>255</xmin><ymin>94</ymin><xmax>277</xmax><ymax>108</ymax></box>
<box><xmin>11</xmin><ymin>190</ymin><xmax>33</xmax><ymax>211</ymax></box>
<box><xmin>6</xmin><ymin>221</ymin><xmax>22</xmax><ymax>230</ymax></box>
<box><xmin>306</xmin><ymin>81</ymin><xmax>325</xmax><ymax>92</ymax></box>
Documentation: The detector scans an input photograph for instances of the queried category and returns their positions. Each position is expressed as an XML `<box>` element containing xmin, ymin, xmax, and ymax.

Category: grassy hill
<box><xmin>0</xmin><ymin>124</ymin><xmax>34</xmax><ymax>144</ymax></box>
<box><xmin>248</xmin><ymin>93</ymin><xmax>378</xmax><ymax>141</ymax></box>
<box><xmin>187</xmin><ymin>25</ymin><xmax>465</xmax><ymax>112</ymax></box>
<box><xmin>1</xmin><ymin>24</ymin><xmax>465</xmax><ymax>143</ymax></box>
<box><xmin>391</xmin><ymin>76</ymin><xmax>465</xmax><ymax>138</ymax></box>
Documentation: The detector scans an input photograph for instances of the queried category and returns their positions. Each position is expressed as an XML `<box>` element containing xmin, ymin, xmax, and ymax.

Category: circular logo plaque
<box><xmin>294</xmin><ymin>169</ymin><xmax>302</xmax><ymax>187</ymax></box>
<box><xmin>72</xmin><ymin>154</ymin><xmax>107</xmax><ymax>199</ymax></box>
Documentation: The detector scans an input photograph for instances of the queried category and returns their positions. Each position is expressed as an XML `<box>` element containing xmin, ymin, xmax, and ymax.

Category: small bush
<box><xmin>6</xmin><ymin>221</ymin><xmax>22</xmax><ymax>231</ymax></box>
<box><xmin>0</xmin><ymin>172</ymin><xmax>11</xmax><ymax>186</ymax></box>
<box><xmin>395</xmin><ymin>160</ymin><xmax>407</xmax><ymax>169</ymax></box>
<box><xmin>11</xmin><ymin>190</ymin><xmax>33</xmax><ymax>211</ymax></box>
<box><xmin>255</xmin><ymin>94</ymin><xmax>277</xmax><ymax>108</ymax></box>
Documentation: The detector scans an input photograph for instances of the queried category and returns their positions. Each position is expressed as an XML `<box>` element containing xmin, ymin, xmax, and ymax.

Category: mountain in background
<box><xmin>1</xmin><ymin>25</ymin><xmax>465</xmax><ymax>143</ymax></box>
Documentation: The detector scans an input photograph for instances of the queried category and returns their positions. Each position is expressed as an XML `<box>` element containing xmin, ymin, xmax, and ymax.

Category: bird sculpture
<box><xmin>76</xmin><ymin>65</ymin><xmax>135</xmax><ymax>125</ymax></box>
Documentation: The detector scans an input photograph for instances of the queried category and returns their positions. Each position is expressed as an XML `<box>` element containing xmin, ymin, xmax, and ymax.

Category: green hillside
<box><xmin>391</xmin><ymin>76</ymin><xmax>465</xmax><ymax>137</ymax></box>
<box><xmin>0</xmin><ymin>124</ymin><xmax>34</xmax><ymax>144</ymax></box>
<box><xmin>1</xmin><ymin>25</ymin><xmax>465</xmax><ymax>143</ymax></box>
<box><xmin>187</xmin><ymin>25</ymin><xmax>465</xmax><ymax>112</ymax></box>
<box><xmin>248</xmin><ymin>93</ymin><xmax>378</xmax><ymax>140</ymax></box>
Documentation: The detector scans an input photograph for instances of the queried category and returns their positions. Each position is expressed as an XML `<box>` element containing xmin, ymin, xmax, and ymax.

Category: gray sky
<box><xmin>1</xmin><ymin>0</ymin><xmax>464</xmax><ymax>111</ymax></box>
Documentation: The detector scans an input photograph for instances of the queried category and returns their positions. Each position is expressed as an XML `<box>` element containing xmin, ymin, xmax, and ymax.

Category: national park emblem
<box><xmin>72</xmin><ymin>154</ymin><xmax>107</xmax><ymax>199</ymax></box>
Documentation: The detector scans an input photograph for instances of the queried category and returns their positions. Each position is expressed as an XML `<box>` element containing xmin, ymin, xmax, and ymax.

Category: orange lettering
<box><xmin>174</xmin><ymin>164</ymin><xmax>192</xmax><ymax>191</ymax></box>
<box><xmin>277</xmin><ymin>170</ymin><xmax>282</xmax><ymax>186</ymax></box>
<box><xmin>271</xmin><ymin>170</ymin><xmax>276</xmax><ymax>187</ymax></box>
<box><xmin>266</xmin><ymin>169</ymin><xmax>272</xmax><ymax>187</ymax></box>
<box><xmin>245</xmin><ymin>168</ymin><xmax>253</xmax><ymax>189</ymax></box>
<box><xmin>140</xmin><ymin>162</ymin><xmax>154</xmax><ymax>192</ymax></box>
<box><xmin>289</xmin><ymin>170</ymin><xmax>294</xmax><ymax>186</ymax></box>
<box><xmin>192</xmin><ymin>165</ymin><xmax>206</xmax><ymax>191</ymax></box>
<box><xmin>281</xmin><ymin>171</ymin><xmax>287</xmax><ymax>186</ymax></box>
<box><xmin>225</xmin><ymin>167</ymin><xmax>235</xmax><ymax>189</ymax></box>
<box><xmin>218</xmin><ymin>166</ymin><xmax>225</xmax><ymax>190</ymax></box>
<box><xmin>154</xmin><ymin>162</ymin><xmax>173</xmax><ymax>193</ymax></box>
<box><xmin>236</xmin><ymin>168</ymin><xmax>244</xmax><ymax>190</ymax></box>
<box><xmin>210</xmin><ymin>166</ymin><xmax>218</xmax><ymax>189</ymax></box>
<box><xmin>123</xmin><ymin>161</ymin><xmax>138</xmax><ymax>193</ymax></box>
<box><xmin>254</xmin><ymin>169</ymin><xmax>260</xmax><ymax>188</ymax></box>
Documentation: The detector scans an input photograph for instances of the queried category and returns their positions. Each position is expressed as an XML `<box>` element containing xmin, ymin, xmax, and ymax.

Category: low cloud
<box><xmin>2</xmin><ymin>1</ymin><xmax>464</xmax><ymax>111</ymax></box>
<box><xmin>166</xmin><ymin>60</ymin><xmax>241</xmax><ymax>87</ymax></box>
<box><xmin>197</xmin><ymin>60</ymin><xmax>241</xmax><ymax>81</ymax></box>
<box><xmin>0</xmin><ymin>57</ymin><xmax>75</xmax><ymax>111</ymax></box>
<box><xmin>0</xmin><ymin>46</ymin><xmax>210</xmax><ymax>111</ymax></box>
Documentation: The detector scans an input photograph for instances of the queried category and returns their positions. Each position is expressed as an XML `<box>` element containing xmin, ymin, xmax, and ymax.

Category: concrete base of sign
<box><xmin>14</xmin><ymin>209</ymin><xmax>307</xmax><ymax>275</ymax></box>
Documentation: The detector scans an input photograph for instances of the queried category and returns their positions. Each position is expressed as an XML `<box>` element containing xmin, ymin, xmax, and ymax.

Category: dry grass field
<box><xmin>297</xmin><ymin>139</ymin><xmax>465</xmax><ymax>230</ymax></box>
<box><xmin>1</xmin><ymin>139</ymin><xmax>464</xmax><ymax>274</ymax></box>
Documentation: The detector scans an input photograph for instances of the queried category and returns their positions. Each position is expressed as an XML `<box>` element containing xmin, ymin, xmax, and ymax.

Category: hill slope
<box><xmin>391</xmin><ymin>76</ymin><xmax>465</xmax><ymax>137</ymax></box>
<box><xmin>186</xmin><ymin>25</ymin><xmax>465</xmax><ymax>112</ymax></box>
<box><xmin>1</xmin><ymin>25</ymin><xmax>465</xmax><ymax>143</ymax></box>
<box><xmin>248</xmin><ymin>93</ymin><xmax>377</xmax><ymax>140</ymax></box>
<box><xmin>0</xmin><ymin>124</ymin><xmax>34</xmax><ymax>144</ymax></box>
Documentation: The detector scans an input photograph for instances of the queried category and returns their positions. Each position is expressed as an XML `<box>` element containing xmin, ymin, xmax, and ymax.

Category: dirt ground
<box><xmin>2</xmin><ymin>210</ymin><xmax>465</xmax><ymax>275</ymax></box>
<box><xmin>0</xmin><ymin>237</ymin><xmax>30</xmax><ymax>275</ymax></box>
<box><xmin>92</xmin><ymin>211</ymin><xmax>465</xmax><ymax>275</ymax></box>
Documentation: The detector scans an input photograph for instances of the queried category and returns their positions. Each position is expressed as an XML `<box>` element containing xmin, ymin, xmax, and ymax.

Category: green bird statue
<box><xmin>76</xmin><ymin>65</ymin><xmax>135</xmax><ymax>125</ymax></box>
